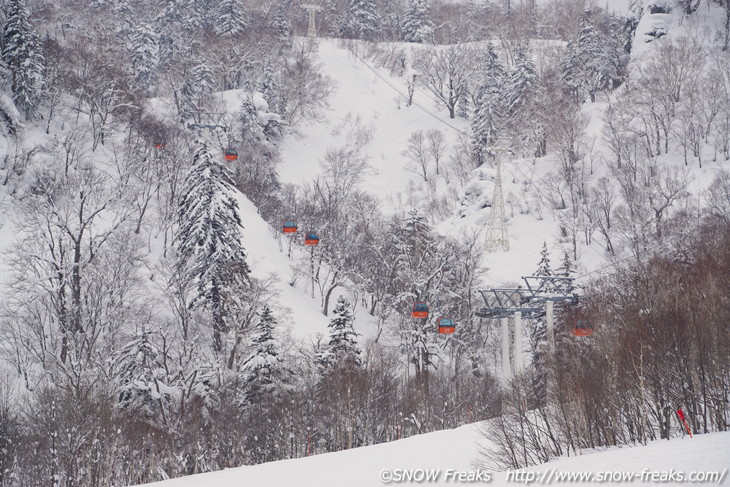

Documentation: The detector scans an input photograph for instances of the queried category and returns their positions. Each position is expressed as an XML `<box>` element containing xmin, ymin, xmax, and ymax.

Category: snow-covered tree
<box><xmin>342</xmin><ymin>0</ymin><xmax>381</xmax><ymax>41</ymax></box>
<box><xmin>186</xmin><ymin>0</ymin><xmax>217</xmax><ymax>34</ymax></box>
<box><xmin>316</xmin><ymin>296</ymin><xmax>361</xmax><ymax>370</ymax></box>
<box><xmin>501</xmin><ymin>46</ymin><xmax>542</xmax><ymax>156</ymax></box>
<box><xmin>192</xmin><ymin>59</ymin><xmax>216</xmax><ymax>99</ymax></box>
<box><xmin>502</xmin><ymin>46</ymin><xmax>538</xmax><ymax>120</ymax></box>
<box><xmin>180</xmin><ymin>58</ymin><xmax>216</xmax><ymax>113</ymax></box>
<box><xmin>557</xmin><ymin>249</ymin><xmax>575</xmax><ymax>294</ymax></box>
<box><xmin>529</xmin><ymin>243</ymin><xmax>552</xmax><ymax>404</ymax></box>
<box><xmin>156</xmin><ymin>0</ymin><xmax>187</xmax><ymax>69</ymax></box>
<box><xmin>401</xmin><ymin>0</ymin><xmax>434</xmax><ymax>43</ymax></box>
<box><xmin>239</xmin><ymin>305</ymin><xmax>284</xmax><ymax>406</ymax></box>
<box><xmin>114</xmin><ymin>330</ymin><xmax>165</xmax><ymax>417</ymax></box>
<box><xmin>381</xmin><ymin>0</ymin><xmax>402</xmax><ymax>40</ymax></box>
<box><xmin>272</xmin><ymin>4</ymin><xmax>291</xmax><ymax>52</ymax></box>
<box><xmin>2</xmin><ymin>0</ymin><xmax>44</xmax><ymax>118</ymax></box>
<box><xmin>174</xmin><ymin>142</ymin><xmax>251</xmax><ymax>351</ymax></box>
<box><xmin>414</xmin><ymin>45</ymin><xmax>472</xmax><ymax>119</ymax></box>
<box><xmin>112</xmin><ymin>0</ymin><xmax>135</xmax><ymax>38</ymax></box>
<box><xmin>215</xmin><ymin>0</ymin><xmax>249</xmax><ymax>37</ymax></box>
<box><xmin>387</xmin><ymin>210</ymin><xmax>447</xmax><ymax>390</ymax></box>
<box><xmin>471</xmin><ymin>44</ymin><xmax>506</xmax><ymax>165</ymax></box>
<box><xmin>130</xmin><ymin>24</ymin><xmax>158</xmax><ymax>96</ymax></box>
<box><xmin>561</xmin><ymin>11</ymin><xmax>620</xmax><ymax>103</ymax></box>
<box><xmin>239</xmin><ymin>96</ymin><xmax>266</xmax><ymax>145</ymax></box>
<box><xmin>535</xmin><ymin>241</ymin><xmax>552</xmax><ymax>277</ymax></box>
<box><xmin>260</xmin><ymin>62</ymin><xmax>285</xmax><ymax>116</ymax></box>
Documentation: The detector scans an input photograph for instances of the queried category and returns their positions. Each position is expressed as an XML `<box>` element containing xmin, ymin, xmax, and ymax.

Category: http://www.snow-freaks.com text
<box><xmin>378</xmin><ymin>467</ymin><xmax>728</xmax><ymax>484</ymax></box>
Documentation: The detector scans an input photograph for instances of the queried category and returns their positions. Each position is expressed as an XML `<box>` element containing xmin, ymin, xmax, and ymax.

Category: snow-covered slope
<box><xmin>277</xmin><ymin>39</ymin><xmax>574</xmax><ymax>287</ymax></box>
<box><xmin>278</xmin><ymin>39</ymin><xmax>469</xmax><ymax>213</ymax></box>
<box><xmin>136</xmin><ymin>426</ymin><xmax>729</xmax><ymax>487</ymax></box>
<box><xmin>234</xmin><ymin>191</ymin><xmax>333</xmax><ymax>337</ymax></box>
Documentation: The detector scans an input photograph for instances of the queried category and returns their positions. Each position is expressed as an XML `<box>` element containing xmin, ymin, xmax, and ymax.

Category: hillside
<box><xmin>0</xmin><ymin>0</ymin><xmax>727</xmax><ymax>485</ymax></box>
<box><xmin>137</xmin><ymin>425</ymin><xmax>730</xmax><ymax>487</ymax></box>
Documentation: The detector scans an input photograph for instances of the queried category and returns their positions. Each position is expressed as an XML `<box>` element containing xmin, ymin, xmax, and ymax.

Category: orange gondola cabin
<box><xmin>438</xmin><ymin>317</ymin><xmax>456</xmax><ymax>334</ymax></box>
<box><xmin>153</xmin><ymin>140</ymin><xmax>167</xmax><ymax>150</ymax></box>
<box><xmin>304</xmin><ymin>232</ymin><xmax>319</xmax><ymax>245</ymax></box>
<box><xmin>283</xmin><ymin>220</ymin><xmax>298</xmax><ymax>233</ymax></box>
<box><xmin>224</xmin><ymin>148</ymin><xmax>238</xmax><ymax>161</ymax></box>
<box><xmin>411</xmin><ymin>302</ymin><xmax>429</xmax><ymax>319</ymax></box>
<box><xmin>573</xmin><ymin>318</ymin><xmax>593</xmax><ymax>337</ymax></box>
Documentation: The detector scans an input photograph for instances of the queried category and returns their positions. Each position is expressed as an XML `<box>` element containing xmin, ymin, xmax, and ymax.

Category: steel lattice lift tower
<box><xmin>484</xmin><ymin>146</ymin><xmax>510</xmax><ymax>252</ymax></box>
<box><xmin>302</xmin><ymin>4</ymin><xmax>322</xmax><ymax>38</ymax></box>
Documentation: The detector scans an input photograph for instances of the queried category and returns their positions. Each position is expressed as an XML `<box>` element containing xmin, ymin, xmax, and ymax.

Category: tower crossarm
<box><xmin>475</xmin><ymin>288</ymin><xmax>543</xmax><ymax>319</ymax></box>
<box><xmin>521</xmin><ymin>275</ymin><xmax>578</xmax><ymax>303</ymax></box>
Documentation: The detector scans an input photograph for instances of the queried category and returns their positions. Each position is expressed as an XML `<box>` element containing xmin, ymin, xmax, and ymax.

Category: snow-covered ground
<box><xmin>234</xmin><ymin>192</ymin><xmax>333</xmax><ymax>337</ymax></box>
<box><xmin>136</xmin><ymin>425</ymin><xmax>729</xmax><ymax>487</ymax></box>
<box><xmin>277</xmin><ymin>38</ymin><xmax>581</xmax><ymax>289</ymax></box>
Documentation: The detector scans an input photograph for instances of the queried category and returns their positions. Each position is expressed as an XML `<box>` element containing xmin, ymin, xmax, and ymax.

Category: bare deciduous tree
<box><xmin>413</xmin><ymin>45</ymin><xmax>474</xmax><ymax>119</ymax></box>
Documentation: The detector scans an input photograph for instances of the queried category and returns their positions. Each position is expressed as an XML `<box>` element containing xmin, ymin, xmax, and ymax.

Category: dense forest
<box><xmin>0</xmin><ymin>0</ymin><xmax>727</xmax><ymax>485</ymax></box>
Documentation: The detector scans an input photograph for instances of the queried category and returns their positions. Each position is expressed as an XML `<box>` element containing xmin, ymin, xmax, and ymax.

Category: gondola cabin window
<box><xmin>304</xmin><ymin>232</ymin><xmax>319</xmax><ymax>245</ymax></box>
<box><xmin>438</xmin><ymin>317</ymin><xmax>456</xmax><ymax>334</ymax></box>
<box><xmin>411</xmin><ymin>302</ymin><xmax>429</xmax><ymax>318</ymax></box>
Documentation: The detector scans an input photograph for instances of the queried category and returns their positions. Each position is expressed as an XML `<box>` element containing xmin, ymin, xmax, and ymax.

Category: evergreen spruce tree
<box><xmin>130</xmin><ymin>24</ymin><xmax>159</xmax><ymax>96</ymax></box>
<box><xmin>471</xmin><ymin>44</ymin><xmax>506</xmax><ymax>165</ymax></box>
<box><xmin>501</xmin><ymin>45</ymin><xmax>541</xmax><ymax>156</ymax></box>
<box><xmin>180</xmin><ymin>59</ymin><xmax>216</xmax><ymax>113</ymax></box>
<box><xmin>239</xmin><ymin>96</ymin><xmax>266</xmax><ymax>145</ymax></box>
<box><xmin>112</xmin><ymin>0</ymin><xmax>135</xmax><ymax>38</ymax></box>
<box><xmin>272</xmin><ymin>4</ymin><xmax>292</xmax><ymax>52</ymax></box>
<box><xmin>502</xmin><ymin>46</ymin><xmax>538</xmax><ymax>120</ymax></box>
<box><xmin>561</xmin><ymin>11</ymin><xmax>613</xmax><ymax>103</ymax></box>
<box><xmin>156</xmin><ymin>0</ymin><xmax>186</xmax><ymax>69</ymax></box>
<box><xmin>342</xmin><ymin>0</ymin><xmax>381</xmax><ymax>41</ymax></box>
<box><xmin>535</xmin><ymin>241</ymin><xmax>552</xmax><ymax>276</ymax></box>
<box><xmin>240</xmin><ymin>305</ymin><xmax>283</xmax><ymax>406</ymax></box>
<box><xmin>174</xmin><ymin>142</ymin><xmax>251</xmax><ymax>351</ymax></box>
<box><xmin>381</xmin><ymin>0</ymin><xmax>402</xmax><ymax>40</ymax></box>
<box><xmin>557</xmin><ymin>249</ymin><xmax>575</xmax><ymax>294</ymax></box>
<box><xmin>315</xmin><ymin>296</ymin><xmax>361</xmax><ymax>371</ymax></box>
<box><xmin>260</xmin><ymin>63</ymin><xmax>284</xmax><ymax>115</ymax></box>
<box><xmin>530</xmin><ymin>242</ymin><xmax>552</xmax><ymax>405</ymax></box>
<box><xmin>2</xmin><ymin>0</ymin><xmax>44</xmax><ymax>118</ymax></box>
<box><xmin>186</xmin><ymin>0</ymin><xmax>216</xmax><ymax>34</ymax></box>
<box><xmin>215</xmin><ymin>0</ymin><xmax>249</xmax><ymax>37</ymax></box>
<box><xmin>192</xmin><ymin>59</ymin><xmax>216</xmax><ymax>100</ymax></box>
<box><xmin>114</xmin><ymin>330</ymin><xmax>165</xmax><ymax>417</ymax></box>
<box><xmin>401</xmin><ymin>0</ymin><xmax>434</xmax><ymax>43</ymax></box>
<box><xmin>457</xmin><ymin>83</ymin><xmax>470</xmax><ymax>119</ymax></box>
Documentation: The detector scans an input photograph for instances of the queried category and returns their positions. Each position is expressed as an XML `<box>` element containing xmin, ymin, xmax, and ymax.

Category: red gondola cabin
<box><xmin>153</xmin><ymin>140</ymin><xmax>167</xmax><ymax>150</ymax></box>
<box><xmin>573</xmin><ymin>318</ymin><xmax>593</xmax><ymax>337</ymax></box>
<box><xmin>283</xmin><ymin>220</ymin><xmax>298</xmax><ymax>233</ymax></box>
<box><xmin>411</xmin><ymin>302</ymin><xmax>429</xmax><ymax>319</ymax></box>
<box><xmin>438</xmin><ymin>317</ymin><xmax>456</xmax><ymax>334</ymax></box>
<box><xmin>224</xmin><ymin>148</ymin><xmax>238</xmax><ymax>161</ymax></box>
<box><xmin>304</xmin><ymin>232</ymin><xmax>319</xmax><ymax>245</ymax></box>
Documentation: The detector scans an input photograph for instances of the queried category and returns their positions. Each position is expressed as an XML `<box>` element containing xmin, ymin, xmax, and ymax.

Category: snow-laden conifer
<box><xmin>401</xmin><ymin>0</ymin><xmax>434</xmax><ymax>43</ymax></box>
<box><xmin>175</xmin><ymin>142</ymin><xmax>251</xmax><ymax>351</ymax></box>
<box><xmin>2</xmin><ymin>0</ymin><xmax>44</xmax><ymax>118</ymax></box>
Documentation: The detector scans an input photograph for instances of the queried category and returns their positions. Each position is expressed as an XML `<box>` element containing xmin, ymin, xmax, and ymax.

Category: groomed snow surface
<box><xmin>137</xmin><ymin>425</ymin><xmax>729</xmax><ymax>486</ymax></box>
